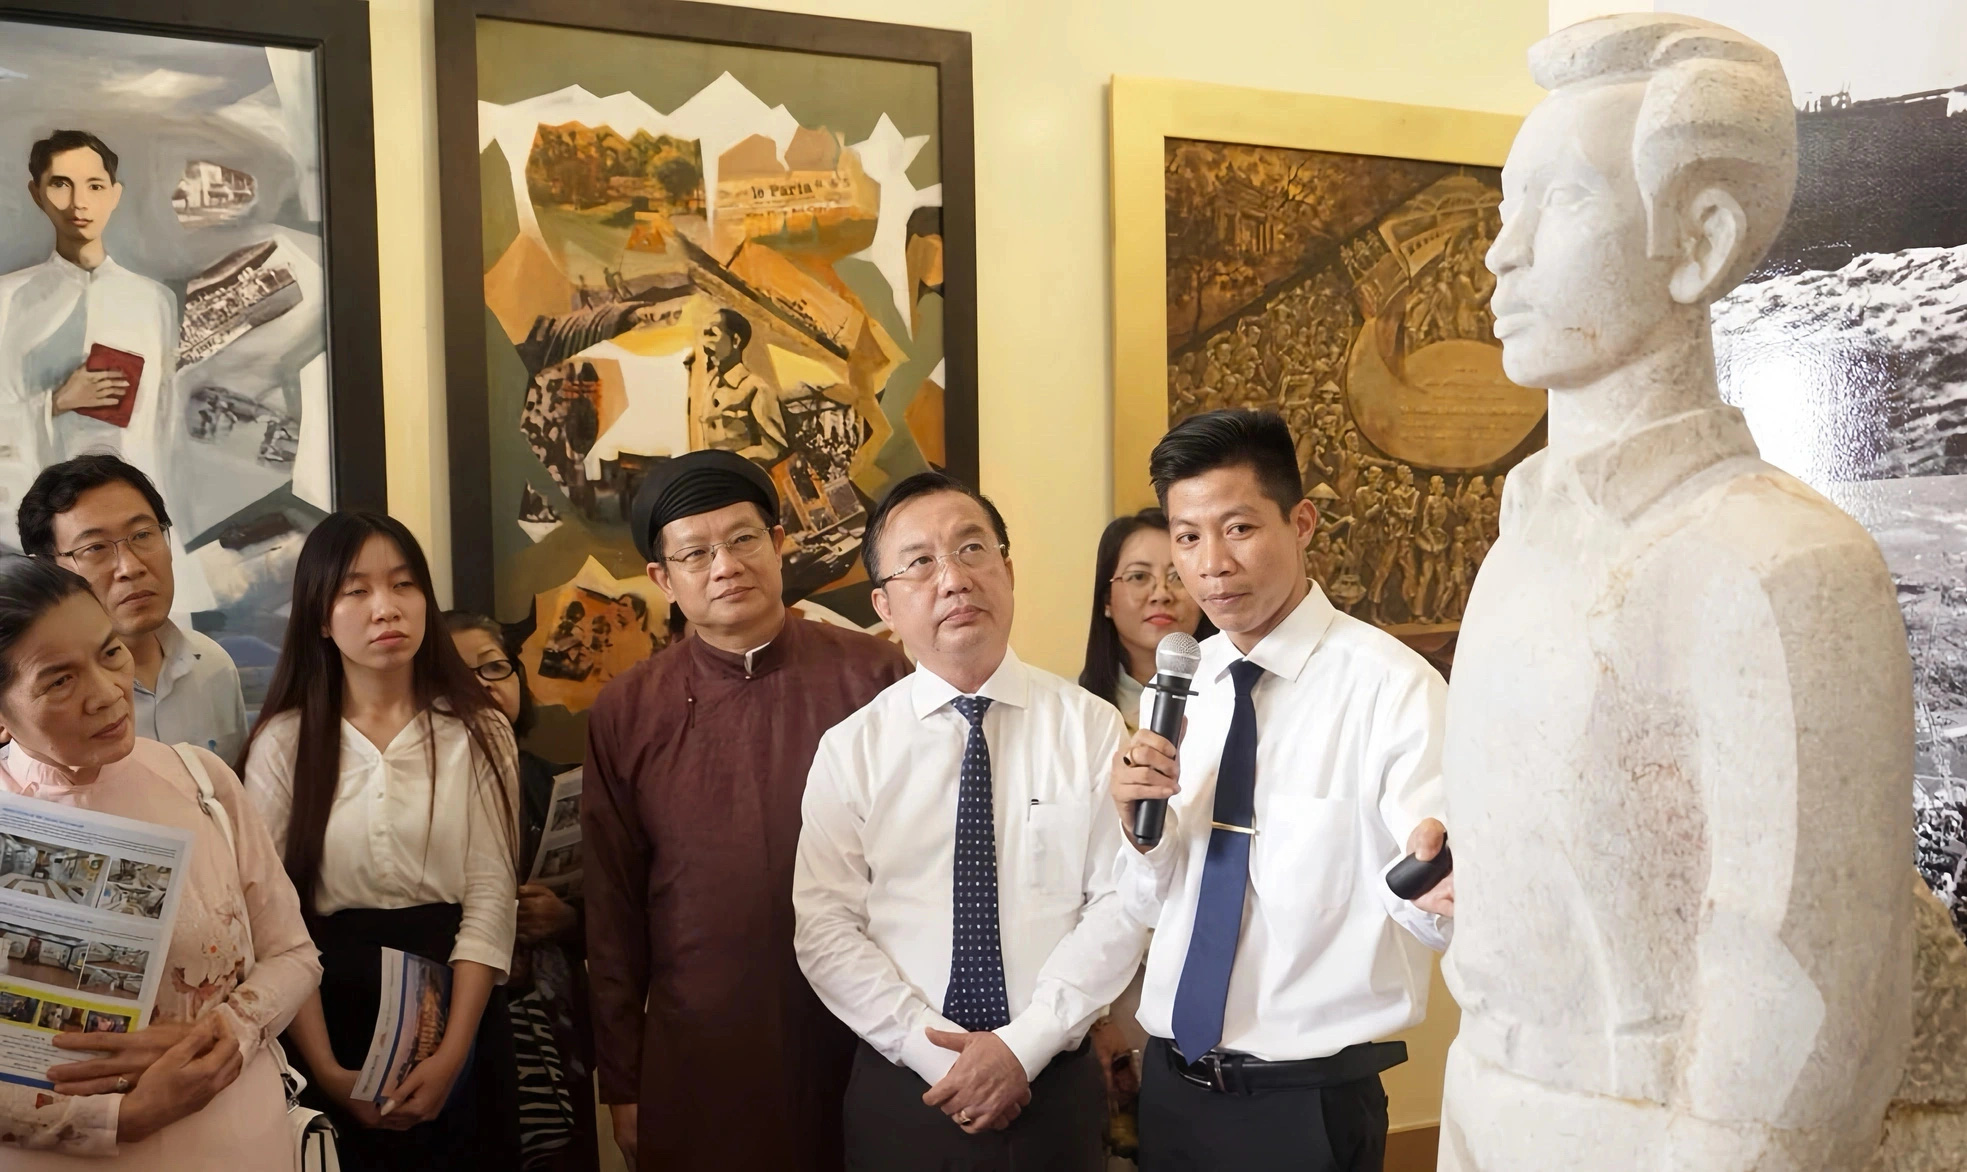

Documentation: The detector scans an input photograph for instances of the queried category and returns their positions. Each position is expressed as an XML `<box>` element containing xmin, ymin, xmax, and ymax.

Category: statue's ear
<box><xmin>1668</xmin><ymin>185</ymin><xmax>1747</xmax><ymax>306</ymax></box>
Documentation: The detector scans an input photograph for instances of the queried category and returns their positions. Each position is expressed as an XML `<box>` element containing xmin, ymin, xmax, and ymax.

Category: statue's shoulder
<box><xmin>1678</xmin><ymin>459</ymin><xmax>1895</xmax><ymax>608</ymax></box>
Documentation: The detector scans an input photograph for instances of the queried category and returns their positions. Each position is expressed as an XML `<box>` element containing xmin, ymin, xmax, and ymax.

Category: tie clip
<box><xmin>1211</xmin><ymin>820</ymin><xmax>1257</xmax><ymax>836</ymax></box>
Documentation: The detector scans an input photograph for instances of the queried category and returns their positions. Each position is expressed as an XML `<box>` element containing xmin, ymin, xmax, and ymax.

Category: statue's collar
<box><xmin>1554</xmin><ymin>404</ymin><xmax>1761</xmax><ymax>523</ymax></box>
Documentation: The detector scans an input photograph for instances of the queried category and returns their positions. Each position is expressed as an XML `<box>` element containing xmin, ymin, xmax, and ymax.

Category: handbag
<box><xmin>174</xmin><ymin>743</ymin><xmax>342</xmax><ymax>1172</ymax></box>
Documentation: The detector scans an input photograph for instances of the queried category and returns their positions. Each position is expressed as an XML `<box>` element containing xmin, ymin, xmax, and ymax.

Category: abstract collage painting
<box><xmin>440</xmin><ymin>2</ymin><xmax>974</xmax><ymax>757</ymax></box>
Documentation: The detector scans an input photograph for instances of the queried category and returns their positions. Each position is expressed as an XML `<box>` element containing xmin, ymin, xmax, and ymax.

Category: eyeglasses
<box><xmin>875</xmin><ymin>541</ymin><xmax>1007</xmax><ymax>588</ymax></box>
<box><xmin>472</xmin><ymin>659</ymin><xmax>516</xmax><ymax>683</ymax></box>
<box><xmin>1110</xmin><ymin>568</ymin><xmax>1186</xmax><ymax>595</ymax></box>
<box><xmin>663</xmin><ymin>526</ymin><xmax>773</xmax><ymax>573</ymax></box>
<box><xmin>57</xmin><ymin>525</ymin><xmax>168</xmax><ymax>574</ymax></box>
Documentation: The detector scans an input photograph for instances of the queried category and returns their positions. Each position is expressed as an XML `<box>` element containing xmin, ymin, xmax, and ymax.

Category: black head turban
<box><xmin>629</xmin><ymin>450</ymin><xmax>780</xmax><ymax>563</ymax></box>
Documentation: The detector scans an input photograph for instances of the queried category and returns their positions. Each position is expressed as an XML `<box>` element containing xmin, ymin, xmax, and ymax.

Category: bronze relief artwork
<box><xmin>1165</xmin><ymin>140</ymin><xmax>1542</xmax><ymax>634</ymax></box>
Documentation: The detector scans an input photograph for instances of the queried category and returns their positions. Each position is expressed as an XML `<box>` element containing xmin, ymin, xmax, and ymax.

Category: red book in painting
<box><xmin>76</xmin><ymin>344</ymin><xmax>143</xmax><ymax>428</ymax></box>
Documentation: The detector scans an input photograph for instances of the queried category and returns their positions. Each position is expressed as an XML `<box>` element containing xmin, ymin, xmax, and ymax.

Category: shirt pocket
<box><xmin>1022</xmin><ymin>800</ymin><xmax>1090</xmax><ymax>897</ymax></box>
<box><xmin>1252</xmin><ymin>795</ymin><xmax>1358</xmax><ymax>913</ymax></box>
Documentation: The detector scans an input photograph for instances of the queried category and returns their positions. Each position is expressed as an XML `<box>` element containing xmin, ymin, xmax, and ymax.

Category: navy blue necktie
<box><xmin>944</xmin><ymin>695</ymin><xmax>1010</xmax><ymax>1032</ymax></box>
<box><xmin>1172</xmin><ymin>658</ymin><xmax>1265</xmax><ymax>1059</ymax></box>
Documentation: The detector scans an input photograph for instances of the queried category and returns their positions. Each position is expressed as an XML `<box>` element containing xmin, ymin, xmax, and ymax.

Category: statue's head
<box><xmin>1487</xmin><ymin>14</ymin><xmax>1795</xmax><ymax>392</ymax></box>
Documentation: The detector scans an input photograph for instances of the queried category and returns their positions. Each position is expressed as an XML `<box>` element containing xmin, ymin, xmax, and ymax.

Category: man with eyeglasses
<box><xmin>582</xmin><ymin>448</ymin><xmax>910</xmax><ymax>1172</ymax></box>
<box><xmin>14</xmin><ymin>455</ymin><xmax>246</xmax><ymax>762</ymax></box>
<box><xmin>794</xmin><ymin>470</ymin><xmax>1147</xmax><ymax>1170</ymax></box>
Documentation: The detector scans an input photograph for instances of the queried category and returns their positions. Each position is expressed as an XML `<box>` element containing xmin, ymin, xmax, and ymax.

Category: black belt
<box><xmin>1156</xmin><ymin>1037</ymin><xmax>1407</xmax><ymax>1094</ymax></box>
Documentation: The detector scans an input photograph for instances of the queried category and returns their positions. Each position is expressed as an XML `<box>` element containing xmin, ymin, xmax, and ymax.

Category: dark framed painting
<box><xmin>0</xmin><ymin>0</ymin><xmax>385</xmax><ymax>709</ymax></box>
<box><xmin>436</xmin><ymin>0</ymin><xmax>975</xmax><ymax>755</ymax></box>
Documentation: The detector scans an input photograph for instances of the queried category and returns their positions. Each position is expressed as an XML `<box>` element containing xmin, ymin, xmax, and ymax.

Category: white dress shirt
<box><xmin>0</xmin><ymin>252</ymin><xmax>176</xmax><ymax>549</ymax></box>
<box><xmin>795</xmin><ymin>649</ymin><xmax>1148</xmax><ymax>1084</ymax></box>
<box><xmin>135</xmin><ymin>620</ymin><xmax>249</xmax><ymax>765</ymax></box>
<box><xmin>1114</xmin><ymin>671</ymin><xmax>1146</xmax><ymax>733</ymax></box>
<box><xmin>245</xmin><ymin>708</ymin><xmax>519</xmax><ymax>976</ymax></box>
<box><xmin>1121</xmin><ymin>583</ymin><xmax>1449</xmax><ymax>1062</ymax></box>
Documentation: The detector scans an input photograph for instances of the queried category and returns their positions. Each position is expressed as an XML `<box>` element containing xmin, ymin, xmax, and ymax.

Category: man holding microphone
<box><xmin>1111</xmin><ymin>409</ymin><xmax>1454</xmax><ymax>1171</ymax></box>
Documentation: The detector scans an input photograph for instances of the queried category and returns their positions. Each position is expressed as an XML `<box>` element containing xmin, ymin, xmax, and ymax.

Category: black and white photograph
<box><xmin>539</xmin><ymin>844</ymin><xmax>578</xmax><ymax>880</ymax></box>
<box><xmin>1670</xmin><ymin>0</ymin><xmax>1967</xmax><ymax>939</ymax></box>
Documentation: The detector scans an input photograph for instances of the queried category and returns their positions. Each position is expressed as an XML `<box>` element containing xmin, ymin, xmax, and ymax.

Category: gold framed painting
<box><xmin>1111</xmin><ymin>77</ymin><xmax>1542</xmax><ymax>639</ymax></box>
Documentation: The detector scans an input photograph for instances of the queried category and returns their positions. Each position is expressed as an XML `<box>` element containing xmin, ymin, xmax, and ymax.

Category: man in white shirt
<box><xmin>0</xmin><ymin>131</ymin><xmax>178</xmax><ymax>550</ymax></box>
<box><xmin>1111</xmin><ymin>409</ymin><xmax>1454</xmax><ymax>1170</ymax></box>
<box><xmin>17</xmin><ymin>455</ymin><xmax>247</xmax><ymax>762</ymax></box>
<box><xmin>795</xmin><ymin>470</ymin><xmax>1147</xmax><ymax>1169</ymax></box>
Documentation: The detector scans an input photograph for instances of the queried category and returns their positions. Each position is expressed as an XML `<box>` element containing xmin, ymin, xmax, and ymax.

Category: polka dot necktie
<box><xmin>1172</xmin><ymin>658</ymin><xmax>1265</xmax><ymax>1060</ymax></box>
<box><xmin>944</xmin><ymin>694</ymin><xmax>1010</xmax><ymax>1032</ymax></box>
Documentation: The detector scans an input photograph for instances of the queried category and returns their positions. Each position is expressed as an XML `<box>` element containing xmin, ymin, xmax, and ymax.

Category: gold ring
<box><xmin>956</xmin><ymin>1110</ymin><xmax>972</xmax><ymax>1125</ymax></box>
<box><xmin>1122</xmin><ymin>755</ymin><xmax>1134</xmax><ymax>767</ymax></box>
<box><xmin>114</xmin><ymin>1076</ymin><xmax>131</xmax><ymax>1093</ymax></box>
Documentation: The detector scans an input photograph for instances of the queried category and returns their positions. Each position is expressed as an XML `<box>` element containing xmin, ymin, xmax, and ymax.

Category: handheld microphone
<box><xmin>1130</xmin><ymin>632</ymin><xmax>1202</xmax><ymax>848</ymax></box>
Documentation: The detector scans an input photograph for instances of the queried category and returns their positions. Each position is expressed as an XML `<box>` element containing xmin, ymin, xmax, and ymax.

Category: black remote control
<box><xmin>1386</xmin><ymin>840</ymin><xmax>1453</xmax><ymax>901</ymax></box>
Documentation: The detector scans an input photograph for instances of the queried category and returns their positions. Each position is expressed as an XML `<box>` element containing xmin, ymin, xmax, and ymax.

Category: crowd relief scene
<box><xmin>2</xmin><ymin>6</ymin><xmax>1967</xmax><ymax>1172</ymax></box>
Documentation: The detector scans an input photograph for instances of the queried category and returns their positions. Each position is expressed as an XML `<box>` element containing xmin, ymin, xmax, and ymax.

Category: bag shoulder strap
<box><xmin>172</xmin><ymin>742</ymin><xmax>238</xmax><ymax>859</ymax></box>
<box><xmin>171</xmin><ymin>742</ymin><xmax>255</xmax><ymax>971</ymax></box>
<box><xmin>170</xmin><ymin>744</ymin><xmax>311</xmax><ymax>1106</ymax></box>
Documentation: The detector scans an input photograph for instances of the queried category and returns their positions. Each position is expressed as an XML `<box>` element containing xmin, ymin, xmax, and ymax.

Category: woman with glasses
<box><xmin>1076</xmin><ymin>508</ymin><xmax>1213</xmax><ymax>1167</ymax></box>
<box><xmin>240</xmin><ymin>513</ymin><xmax>522</xmax><ymax>1171</ymax></box>
<box><xmin>445</xmin><ymin>612</ymin><xmax>596</xmax><ymax>1172</ymax></box>
<box><xmin>1078</xmin><ymin>509</ymin><xmax>1215</xmax><ymax>732</ymax></box>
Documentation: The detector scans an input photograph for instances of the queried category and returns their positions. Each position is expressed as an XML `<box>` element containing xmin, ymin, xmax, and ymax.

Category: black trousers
<box><xmin>298</xmin><ymin>904</ymin><xmax>522</xmax><ymax>1172</ymax></box>
<box><xmin>1138</xmin><ymin>1038</ymin><xmax>1388</xmax><ymax>1172</ymax></box>
<box><xmin>844</xmin><ymin>1039</ymin><xmax>1104</xmax><ymax>1172</ymax></box>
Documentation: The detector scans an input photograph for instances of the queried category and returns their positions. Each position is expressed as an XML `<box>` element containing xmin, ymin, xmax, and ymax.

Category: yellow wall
<box><xmin>366</xmin><ymin>0</ymin><xmax>1547</xmax><ymax>1136</ymax></box>
<box><xmin>1550</xmin><ymin>0</ymin><xmax>1621</xmax><ymax>30</ymax></box>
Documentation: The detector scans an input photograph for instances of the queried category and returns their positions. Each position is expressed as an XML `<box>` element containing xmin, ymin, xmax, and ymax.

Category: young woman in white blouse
<box><xmin>241</xmin><ymin>512</ymin><xmax>521</xmax><ymax>1171</ymax></box>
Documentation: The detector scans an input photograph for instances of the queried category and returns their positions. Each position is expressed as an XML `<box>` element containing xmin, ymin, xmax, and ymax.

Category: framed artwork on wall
<box><xmin>0</xmin><ymin>0</ymin><xmax>385</xmax><ymax>712</ymax></box>
<box><xmin>436</xmin><ymin>0</ymin><xmax>976</xmax><ymax>759</ymax></box>
<box><xmin>1110</xmin><ymin>78</ymin><xmax>1537</xmax><ymax>650</ymax></box>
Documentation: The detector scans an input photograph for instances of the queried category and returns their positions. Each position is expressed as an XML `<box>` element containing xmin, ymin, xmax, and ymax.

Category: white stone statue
<box><xmin>1439</xmin><ymin>13</ymin><xmax>1918</xmax><ymax>1170</ymax></box>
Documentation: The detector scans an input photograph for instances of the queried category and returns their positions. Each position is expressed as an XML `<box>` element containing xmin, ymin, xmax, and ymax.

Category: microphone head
<box><xmin>1155</xmin><ymin>632</ymin><xmax>1203</xmax><ymax>681</ymax></box>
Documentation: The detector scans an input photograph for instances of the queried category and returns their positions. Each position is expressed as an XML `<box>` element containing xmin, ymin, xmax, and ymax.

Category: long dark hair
<box><xmin>1078</xmin><ymin>509</ymin><xmax>1216</xmax><ymax>706</ymax></box>
<box><xmin>240</xmin><ymin>513</ymin><xmax>517</xmax><ymax>918</ymax></box>
<box><xmin>0</xmin><ymin>555</ymin><xmax>94</xmax><ymax>696</ymax></box>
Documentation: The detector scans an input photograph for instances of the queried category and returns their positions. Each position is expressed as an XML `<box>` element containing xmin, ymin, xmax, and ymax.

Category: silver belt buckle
<box><xmin>1179</xmin><ymin>1050</ymin><xmax>1229</xmax><ymax>1092</ymax></box>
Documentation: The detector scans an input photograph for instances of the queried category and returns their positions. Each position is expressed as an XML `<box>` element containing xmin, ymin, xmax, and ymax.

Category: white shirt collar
<box><xmin>909</xmin><ymin>645</ymin><xmax>1032</xmax><ymax>720</ymax></box>
<box><xmin>134</xmin><ymin>620</ymin><xmax>195</xmax><ymax>699</ymax></box>
<box><xmin>43</xmin><ymin>251</ymin><xmax>121</xmax><ymax>281</ymax></box>
<box><xmin>1200</xmin><ymin>581</ymin><xmax>1338</xmax><ymax>686</ymax></box>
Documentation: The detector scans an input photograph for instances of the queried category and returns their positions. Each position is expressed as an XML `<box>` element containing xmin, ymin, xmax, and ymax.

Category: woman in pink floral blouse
<box><xmin>0</xmin><ymin>555</ymin><xmax>321</xmax><ymax>1166</ymax></box>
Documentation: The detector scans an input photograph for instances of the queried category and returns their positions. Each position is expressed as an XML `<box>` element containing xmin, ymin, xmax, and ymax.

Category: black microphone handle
<box><xmin>1132</xmin><ymin>791</ymin><xmax>1167</xmax><ymax>847</ymax></box>
<box><xmin>1131</xmin><ymin>672</ymin><xmax>1193</xmax><ymax>849</ymax></box>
